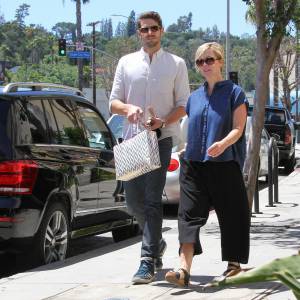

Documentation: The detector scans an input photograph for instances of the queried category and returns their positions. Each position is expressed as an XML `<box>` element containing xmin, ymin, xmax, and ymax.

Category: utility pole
<box><xmin>226</xmin><ymin>0</ymin><xmax>231</xmax><ymax>79</ymax></box>
<box><xmin>87</xmin><ymin>21</ymin><xmax>100</xmax><ymax>106</ymax></box>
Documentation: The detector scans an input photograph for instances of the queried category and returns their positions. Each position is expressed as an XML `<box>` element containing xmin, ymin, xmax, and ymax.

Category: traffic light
<box><xmin>229</xmin><ymin>71</ymin><xmax>238</xmax><ymax>85</ymax></box>
<box><xmin>58</xmin><ymin>38</ymin><xmax>66</xmax><ymax>56</ymax></box>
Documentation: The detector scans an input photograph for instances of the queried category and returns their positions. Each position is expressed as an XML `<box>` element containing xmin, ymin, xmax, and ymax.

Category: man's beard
<box><xmin>143</xmin><ymin>39</ymin><xmax>159</xmax><ymax>49</ymax></box>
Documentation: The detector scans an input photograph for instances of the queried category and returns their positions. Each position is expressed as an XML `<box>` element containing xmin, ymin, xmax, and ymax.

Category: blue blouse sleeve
<box><xmin>186</xmin><ymin>96</ymin><xmax>191</xmax><ymax>116</ymax></box>
<box><xmin>231</xmin><ymin>85</ymin><xmax>248</xmax><ymax>112</ymax></box>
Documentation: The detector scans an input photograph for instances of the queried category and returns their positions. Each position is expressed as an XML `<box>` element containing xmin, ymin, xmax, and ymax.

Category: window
<box><xmin>17</xmin><ymin>99</ymin><xmax>48</xmax><ymax>144</ymax></box>
<box><xmin>265</xmin><ymin>110</ymin><xmax>285</xmax><ymax>125</ymax></box>
<box><xmin>0</xmin><ymin>99</ymin><xmax>12</xmax><ymax>159</ymax></box>
<box><xmin>77</xmin><ymin>103</ymin><xmax>113</xmax><ymax>150</ymax></box>
<box><xmin>49</xmin><ymin>98</ymin><xmax>86</xmax><ymax>146</ymax></box>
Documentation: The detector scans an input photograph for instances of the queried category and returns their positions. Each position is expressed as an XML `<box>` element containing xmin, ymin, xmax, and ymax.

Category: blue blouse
<box><xmin>184</xmin><ymin>80</ymin><xmax>248</xmax><ymax>170</ymax></box>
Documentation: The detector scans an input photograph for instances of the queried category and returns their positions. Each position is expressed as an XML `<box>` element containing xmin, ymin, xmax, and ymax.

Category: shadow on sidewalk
<box><xmin>250</xmin><ymin>219</ymin><xmax>300</xmax><ymax>250</ymax></box>
<box><xmin>154</xmin><ymin>270</ymin><xmax>289</xmax><ymax>297</ymax></box>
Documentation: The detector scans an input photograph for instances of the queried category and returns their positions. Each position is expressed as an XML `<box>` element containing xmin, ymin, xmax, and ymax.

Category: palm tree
<box><xmin>63</xmin><ymin>0</ymin><xmax>90</xmax><ymax>90</ymax></box>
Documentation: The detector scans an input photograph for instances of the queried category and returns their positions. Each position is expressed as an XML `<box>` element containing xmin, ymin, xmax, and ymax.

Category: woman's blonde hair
<box><xmin>195</xmin><ymin>42</ymin><xmax>224</xmax><ymax>72</ymax></box>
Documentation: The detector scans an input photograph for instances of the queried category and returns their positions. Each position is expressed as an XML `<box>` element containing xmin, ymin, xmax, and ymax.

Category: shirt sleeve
<box><xmin>174</xmin><ymin>59</ymin><xmax>190</xmax><ymax>108</ymax></box>
<box><xmin>231</xmin><ymin>85</ymin><xmax>249</xmax><ymax>112</ymax></box>
<box><xmin>109</xmin><ymin>58</ymin><xmax>125</xmax><ymax>112</ymax></box>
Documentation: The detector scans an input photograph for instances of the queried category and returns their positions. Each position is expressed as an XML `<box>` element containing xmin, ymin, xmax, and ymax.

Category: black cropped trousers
<box><xmin>178</xmin><ymin>159</ymin><xmax>250</xmax><ymax>264</ymax></box>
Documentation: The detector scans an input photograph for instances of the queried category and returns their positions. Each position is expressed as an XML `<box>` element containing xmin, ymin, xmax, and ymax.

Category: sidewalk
<box><xmin>0</xmin><ymin>150</ymin><xmax>299</xmax><ymax>300</ymax></box>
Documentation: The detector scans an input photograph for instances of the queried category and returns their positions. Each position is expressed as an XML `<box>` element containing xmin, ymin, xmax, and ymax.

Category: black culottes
<box><xmin>178</xmin><ymin>159</ymin><xmax>250</xmax><ymax>264</ymax></box>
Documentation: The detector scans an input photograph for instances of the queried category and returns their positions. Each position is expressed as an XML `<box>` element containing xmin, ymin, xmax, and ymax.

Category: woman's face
<box><xmin>196</xmin><ymin>48</ymin><xmax>223</xmax><ymax>80</ymax></box>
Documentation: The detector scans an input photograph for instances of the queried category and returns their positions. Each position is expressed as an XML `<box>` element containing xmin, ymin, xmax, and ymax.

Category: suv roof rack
<box><xmin>3</xmin><ymin>82</ymin><xmax>85</xmax><ymax>97</ymax></box>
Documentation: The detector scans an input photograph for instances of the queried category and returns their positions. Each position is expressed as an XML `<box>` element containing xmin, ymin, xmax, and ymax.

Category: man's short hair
<box><xmin>137</xmin><ymin>11</ymin><xmax>163</xmax><ymax>28</ymax></box>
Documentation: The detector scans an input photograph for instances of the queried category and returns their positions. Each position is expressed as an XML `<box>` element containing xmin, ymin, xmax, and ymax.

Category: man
<box><xmin>110</xmin><ymin>11</ymin><xmax>190</xmax><ymax>284</ymax></box>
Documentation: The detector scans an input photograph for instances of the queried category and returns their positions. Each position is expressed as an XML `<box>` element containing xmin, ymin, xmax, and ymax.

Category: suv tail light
<box><xmin>284</xmin><ymin>127</ymin><xmax>292</xmax><ymax>145</ymax></box>
<box><xmin>0</xmin><ymin>160</ymin><xmax>38</xmax><ymax>195</ymax></box>
<box><xmin>168</xmin><ymin>158</ymin><xmax>179</xmax><ymax>172</ymax></box>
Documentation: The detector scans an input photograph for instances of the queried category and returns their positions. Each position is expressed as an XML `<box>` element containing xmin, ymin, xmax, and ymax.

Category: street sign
<box><xmin>68</xmin><ymin>51</ymin><xmax>91</xmax><ymax>59</ymax></box>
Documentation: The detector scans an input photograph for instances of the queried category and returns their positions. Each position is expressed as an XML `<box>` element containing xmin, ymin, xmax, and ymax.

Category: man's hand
<box><xmin>145</xmin><ymin>106</ymin><xmax>165</xmax><ymax>130</ymax></box>
<box><xmin>127</xmin><ymin>104</ymin><xmax>143</xmax><ymax>123</ymax></box>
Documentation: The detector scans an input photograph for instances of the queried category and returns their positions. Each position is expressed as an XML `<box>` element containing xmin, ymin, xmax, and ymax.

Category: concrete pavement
<box><xmin>0</xmin><ymin>146</ymin><xmax>299</xmax><ymax>300</ymax></box>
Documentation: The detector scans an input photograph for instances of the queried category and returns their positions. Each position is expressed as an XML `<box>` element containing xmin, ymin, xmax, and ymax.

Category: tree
<box><xmin>52</xmin><ymin>22</ymin><xmax>77</xmax><ymax>42</ymax></box>
<box><xmin>275</xmin><ymin>37</ymin><xmax>300</xmax><ymax>111</ymax></box>
<box><xmin>115</xmin><ymin>21</ymin><xmax>126</xmax><ymax>37</ymax></box>
<box><xmin>15</xmin><ymin>3</ymin><xmax>30</xmax><ymax>27</ymax></box>
<box><xmin>127</xmin><ymin>10</ymin><xmax>136</xmax><ymax>37</ymax></box>
<box><xmin>243</xmin><ymin>0</ymin><xmax>300</xmax><ymax>210</ymax></box>
<box><xmin>63</xmin><ymin>0</ymin><xmax>90</xmax><ymax>91</ymax></box>
<box><xmin>166</xmin><ymin>13</ymin><xmax>192</xmax><ymax>33</ymax></box>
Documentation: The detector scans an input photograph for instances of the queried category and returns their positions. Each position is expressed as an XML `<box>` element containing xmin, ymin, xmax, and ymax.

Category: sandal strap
<box><xmin>177</xmin><ymin>268</ymin><xmax>190</xmax><ymax>286</ymax></box>
<box><xmin>223</xmin><ymin>264</ymin><xmax>241</xmax><ymax>276</ymax></box>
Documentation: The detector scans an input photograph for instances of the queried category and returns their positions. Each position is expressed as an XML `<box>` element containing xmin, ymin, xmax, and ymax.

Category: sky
<box><xmin>0</xmin><ymin>0</ymin><xmax>256</xmax><ymax>37</ymax></box>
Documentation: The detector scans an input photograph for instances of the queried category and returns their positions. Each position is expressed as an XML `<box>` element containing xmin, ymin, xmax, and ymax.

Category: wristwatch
<box><xmin>160</xmin><ymin>120</ymin><xmax>166</xmax><ymax>128</ymax></box>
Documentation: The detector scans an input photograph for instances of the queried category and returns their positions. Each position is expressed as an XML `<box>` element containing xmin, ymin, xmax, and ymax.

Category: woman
<box><xmin>165</xmin><ymin>42</ymin><xmax>250</xmax><ymax>287</ymax></box>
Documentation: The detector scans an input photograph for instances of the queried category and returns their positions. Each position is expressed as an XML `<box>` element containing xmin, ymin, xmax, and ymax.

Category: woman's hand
<box><xmin>207</xmin><ymin>141</ymin><xmax>227</xmax><ymax>158</ymax></box>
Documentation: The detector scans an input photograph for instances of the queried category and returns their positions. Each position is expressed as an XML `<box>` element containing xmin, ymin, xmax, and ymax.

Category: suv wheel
<box><xmin>284</xmin><ymin>151</ymin><xmax>295</xmax><ymax>174</ymax></box>
<box><xmin>112</xmin><ymin>223</ymin><xmax>140</xmax><ymax>242</ymax></box>
<box><xmin>34</xmin><ymin>202</ymin><xmax>69</xmax><ymax>265</ymax></box>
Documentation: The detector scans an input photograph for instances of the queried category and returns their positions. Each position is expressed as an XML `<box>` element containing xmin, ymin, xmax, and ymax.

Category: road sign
<box><xmin>68</xmin><ymin>51</ymin><xmax>91</xmax><ymax>59</ymax></box>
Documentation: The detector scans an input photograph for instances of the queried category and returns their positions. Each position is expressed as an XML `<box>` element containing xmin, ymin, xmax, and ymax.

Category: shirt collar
<box><xmin>140</xmin><ymin>47</ymin><xmax>164</xmax><ymax>61</ymax></box>
<box><xmin>204</xmin><ymin>80</ymin><xmax>232</xmax><ymax>92</ymax></box>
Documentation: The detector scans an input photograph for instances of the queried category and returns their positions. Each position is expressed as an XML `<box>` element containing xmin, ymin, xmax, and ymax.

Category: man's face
<box><xmin>138</xmin><ymin>18</ymin><xmax>164</xmax><ymax>49</ymax></box>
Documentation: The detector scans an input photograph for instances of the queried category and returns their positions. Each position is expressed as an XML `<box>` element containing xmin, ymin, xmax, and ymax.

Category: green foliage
<box><xmin>208</xmin><ymin>252</ymin><xmax>300</xmax><ymax>300</ymax></box>
<box><xmin>9</xmin><ymin>61</ymin><xmax>78</xmax><ymax>86</ymax></box>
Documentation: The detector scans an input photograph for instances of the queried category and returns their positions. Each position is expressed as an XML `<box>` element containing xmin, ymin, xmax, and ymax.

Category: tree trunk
<box><xmin>76</xmin><ymin>0</ymin><xmax>83</xmax><ymax>91</ymax></box>
<box><xmin>273</xmin><ymin>59</ymin><xmax>279</xmax><ymax>106</ymax></box>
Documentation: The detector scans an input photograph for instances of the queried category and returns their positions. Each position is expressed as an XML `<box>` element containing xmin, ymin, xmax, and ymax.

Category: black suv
<box><xmin>249</xmin><ymin>105</ymin><xmax>299</xmax><ymax>173</ymax></box>
<box><xmin>0</xmin><ymin>82</ymin><xmax>137</xmax><ymax>265</ymax></box>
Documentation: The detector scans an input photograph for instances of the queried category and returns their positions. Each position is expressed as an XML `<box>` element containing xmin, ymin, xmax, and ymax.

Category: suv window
<box><xmin>49</xmin><ymin>98</ymin><xmax>86</xmax><ymax>146</ymax></box>
<box><xmin>77</xmin><ymin>103</ymin><xmax>113</xmax><ymax>150</ymax></box>
<box><xmin>265</xmin><ymin>110</ymin><xmax>285</xmax><ymax>125</ymax></box>
<box><xmin>0</xmin><ymin>99</ymin><xmax>12</xmax><ymax>159</ymax></box>
<box><xmin>16</xmin><ymin>98</ymin><xmax>48</xmax><ymax>144</ymax></box>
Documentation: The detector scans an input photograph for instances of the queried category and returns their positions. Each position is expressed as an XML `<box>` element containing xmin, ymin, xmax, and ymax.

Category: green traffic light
<box><xmin>58</xmin><ymin>49</ymin><xmax>66</xmax><ymax>56</ymax></box>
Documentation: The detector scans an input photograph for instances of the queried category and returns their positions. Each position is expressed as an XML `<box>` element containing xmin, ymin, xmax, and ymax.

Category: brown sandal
<box><xmin>212</xmin><ymin>263</ymin><xmax>242</xmax><ymax>282</ymax></box>
<box><xmin>165</xmin><ymin>268</ymin><xmax>190</xmax><ymax>287</ymax></box>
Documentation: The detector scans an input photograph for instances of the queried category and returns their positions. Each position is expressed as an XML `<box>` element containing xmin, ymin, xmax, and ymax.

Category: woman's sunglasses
<box><xmin>196</xmin><ymin>57</ymin><xmax>220</xmax><ymax>67</ymax></box>
<box><xmin>139</xmin><ymin>25</ymin><xmax>161</xmax><ymax>34</ymax></box>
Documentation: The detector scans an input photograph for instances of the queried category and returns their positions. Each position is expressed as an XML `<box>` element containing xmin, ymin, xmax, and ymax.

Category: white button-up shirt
<box><xmin>109</xmin><ymin>48</ymin><xmax>190</xmax><ymax>144</ymax></box>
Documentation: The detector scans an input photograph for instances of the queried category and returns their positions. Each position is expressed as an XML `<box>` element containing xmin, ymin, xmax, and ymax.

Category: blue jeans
<box><xmin>124</xmin><ymin>137</ymin><xmax>172</xmax><ymax>259</ymax></box>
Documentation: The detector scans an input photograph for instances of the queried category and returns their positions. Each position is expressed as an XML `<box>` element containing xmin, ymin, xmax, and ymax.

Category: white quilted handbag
<box><xmin>113</xmin><ymin>129</ymin><xmax>161</xmax><ymax>181</ymax></box>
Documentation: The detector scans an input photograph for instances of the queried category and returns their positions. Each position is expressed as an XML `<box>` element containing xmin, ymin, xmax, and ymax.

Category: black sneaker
<box><xmin>155</xmin><ymin>239</ymin><xmax>167</xmax><ymax>271</ymax></box>
<box><xmin>132</xmin><ymin>259</ymin><xmax>155</xmax><ymax>284</ymax></box>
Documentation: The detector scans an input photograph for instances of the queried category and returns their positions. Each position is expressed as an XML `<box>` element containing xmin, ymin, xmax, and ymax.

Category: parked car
<box><xmin>245</xmin><ymin>116</ymin><xmax>270</xmax><ymax>180</ymax></box>
<box><xmin>248</xmin><ymin>105</ymin><xmax>300</xmax><ymax>173</ymax></box>
<box><xmin>0</xmin><ymin>82</ymin><xmax>138</xmax><ymax>265</ymax></box>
